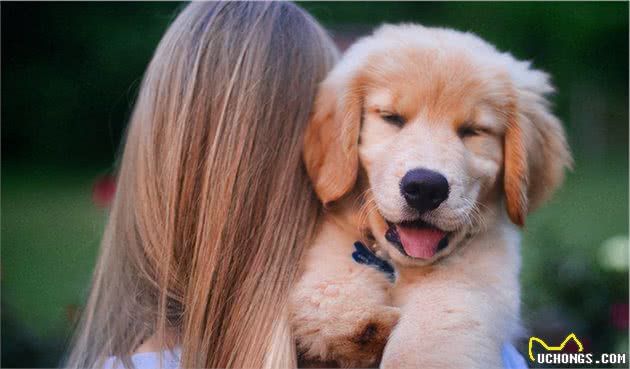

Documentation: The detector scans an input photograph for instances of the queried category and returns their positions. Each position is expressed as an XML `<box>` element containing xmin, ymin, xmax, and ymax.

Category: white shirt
<box><xmin>102</xmin><ymin>348</ymin><xmax>180</xmax><ymax>369</ymax></box>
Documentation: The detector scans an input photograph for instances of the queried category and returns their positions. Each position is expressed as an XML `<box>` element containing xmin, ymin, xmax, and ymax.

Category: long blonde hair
<box><xmin>65</xmin><ymin>3</ymin><xmax>338</xmax><ymax>368</ymax></box>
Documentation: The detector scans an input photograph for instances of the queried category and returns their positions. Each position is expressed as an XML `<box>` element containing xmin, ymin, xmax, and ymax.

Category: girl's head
<box><xmin>66</xmin><ymin>2</ymin><xmax>337</xmax><ymax>368</ymax></box>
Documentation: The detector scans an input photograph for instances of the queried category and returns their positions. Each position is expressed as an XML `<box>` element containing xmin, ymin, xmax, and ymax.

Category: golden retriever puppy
<box><xmin>290</xmin><ymin>24</ymin><xmax>571</xmax><ymax>368</ymax></box>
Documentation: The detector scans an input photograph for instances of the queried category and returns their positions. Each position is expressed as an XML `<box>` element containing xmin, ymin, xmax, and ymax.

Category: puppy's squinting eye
<box><xmin>457</xmin><ymin>122</ymin><xmax>486</xmax><ymax>138</ymax></box>
<box><xmin>380</xmin><ymin>112</ymin><xmax>406</xmax><ymax>127</ymax></box>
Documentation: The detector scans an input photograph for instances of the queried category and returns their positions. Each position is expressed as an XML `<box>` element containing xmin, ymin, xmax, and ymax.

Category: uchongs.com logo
<box><xmin>528</xmin><ymin>333</ymin><xmax>627</xmax><ymax>366</ymax></box>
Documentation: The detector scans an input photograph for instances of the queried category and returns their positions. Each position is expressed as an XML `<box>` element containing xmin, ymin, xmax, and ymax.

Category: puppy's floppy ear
<box><xmin>303</xmin><ymin>77</ymin><xmax>362</xmax><ymax>205</ymax></box>
<box><xmin>504</xmin><ymin>69</ymin><xmax>573</xmax><ymax>226</ymax></box>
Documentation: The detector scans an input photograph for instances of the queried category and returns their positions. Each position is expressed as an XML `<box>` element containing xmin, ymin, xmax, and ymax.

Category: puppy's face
<box><xmin>358</xmin><ymin>51</ymin><xmax>507</xmax><ymax>264</ymax></box>
<box><xmin>304</xmin><ymin>25</ymin><xmax>572</xmax><ymax>266</ymax></box>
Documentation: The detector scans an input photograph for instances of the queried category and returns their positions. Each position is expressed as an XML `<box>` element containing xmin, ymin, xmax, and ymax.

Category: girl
<box><xmin>65</xmin><ymin>2</ymin><xmax>337</xmax><ymax>368</ymax></box>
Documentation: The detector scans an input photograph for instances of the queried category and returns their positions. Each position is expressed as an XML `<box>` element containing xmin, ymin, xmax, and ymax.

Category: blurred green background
<box><xmin>2</xmin><ymin>2</ymin><xmax>628</xmax><ymax>367</ymax></box>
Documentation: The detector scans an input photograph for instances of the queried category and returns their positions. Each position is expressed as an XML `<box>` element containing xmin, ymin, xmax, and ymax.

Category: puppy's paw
<box><xmin>330</xmin><ymin>306</ymin><xmax>400</xmax><ymax>368</ymax></box>
<box><xmin>290</xmin><ymin>252</ymin><xmax>396</xmax><ymax>367</ymax></box>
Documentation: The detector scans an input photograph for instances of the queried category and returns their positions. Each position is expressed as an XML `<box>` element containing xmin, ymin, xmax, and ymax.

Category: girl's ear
<box><xmin>303</xmin><ymin>77</ymin><xmax>362</xmax><ymax>205</ymax></box>
<box><xmin>504</xmin><ymin>69</ymin><xmax>573</xmax><ymax>226</ymax></box>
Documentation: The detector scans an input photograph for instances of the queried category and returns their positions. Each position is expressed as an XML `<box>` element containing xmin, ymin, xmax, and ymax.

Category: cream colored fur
<box><xmin>290</xmin><ymin>23</ymin><xmax>571</xmax><ymax>369</ymax></box>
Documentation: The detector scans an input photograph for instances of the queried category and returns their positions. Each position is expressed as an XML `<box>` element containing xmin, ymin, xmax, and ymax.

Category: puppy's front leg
<box><xmin>381</xmin><ymin>287</ymin><xmax>505</xmax><ymax>369</ymax></box>
<box><xmin>289</xmin><ymin>223</ymin><xmax>399</xmax><ymax>368</ymax></box>
<box><xmin>380</xmin><ymin>227</ymin><xmax>522</xmax><ymax>369</ymax></box>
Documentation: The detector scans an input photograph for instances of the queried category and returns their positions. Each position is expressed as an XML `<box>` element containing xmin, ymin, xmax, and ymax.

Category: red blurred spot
<box><xmin>611</xmin><ymin>303</ymin><xmax>629</xmax><ymax>330</ymax></box>
<box><xmin>92</xmin><ymin>174</ymin><xmax>116</xmax><ymax>208</ymax></box>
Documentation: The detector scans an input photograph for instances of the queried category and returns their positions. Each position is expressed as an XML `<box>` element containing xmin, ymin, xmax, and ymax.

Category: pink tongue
<box><xmin>397</xmin><ymin>226</ymin><xmax>446</xmax><ymax>259</ymax></box>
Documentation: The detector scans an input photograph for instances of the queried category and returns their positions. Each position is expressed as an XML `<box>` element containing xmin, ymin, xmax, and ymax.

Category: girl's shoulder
<box><xmin>102</xmin><ymin>348</ymin><xmax>181</xmax><ymax>369</ymax></box>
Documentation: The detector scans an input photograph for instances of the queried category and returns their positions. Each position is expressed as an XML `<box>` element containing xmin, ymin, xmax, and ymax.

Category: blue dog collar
<box><xmin>351</xmin><ymin>241</ymin><xmax>396</xmax><ymax>282</ymax></box>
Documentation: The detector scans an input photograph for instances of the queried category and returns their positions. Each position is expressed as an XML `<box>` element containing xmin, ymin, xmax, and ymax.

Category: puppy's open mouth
<box><xmin>385</xmin><ymin>219</ymin><xmax>449</xmax><ymax>259</ymax></box>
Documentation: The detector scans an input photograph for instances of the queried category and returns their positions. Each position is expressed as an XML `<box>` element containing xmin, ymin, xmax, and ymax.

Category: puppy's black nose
<box><xmin>400</xmin><ymin>168</ymin><xmax>449</xmax><ymax>212</ymax></box>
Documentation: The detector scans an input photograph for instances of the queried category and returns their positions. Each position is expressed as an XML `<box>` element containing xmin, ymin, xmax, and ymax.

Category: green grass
<box><xmin>2</xmin><ymin>167</ymin><xmax>107</xmax><ymax>340</ymax></box>
<box><xmin>523</xmin><ymin>160</ymin><xmax>628</xmax><ymax>254</ymax></box>
<box><xmin>520</xmin><ymin>158</ymin><xmax>628</xmax><ymax>355</ymax></box>
<box><xmin>522</xmin><ymin>158</ymin><xmax>628</xmax><ymax>304</ymax></box>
